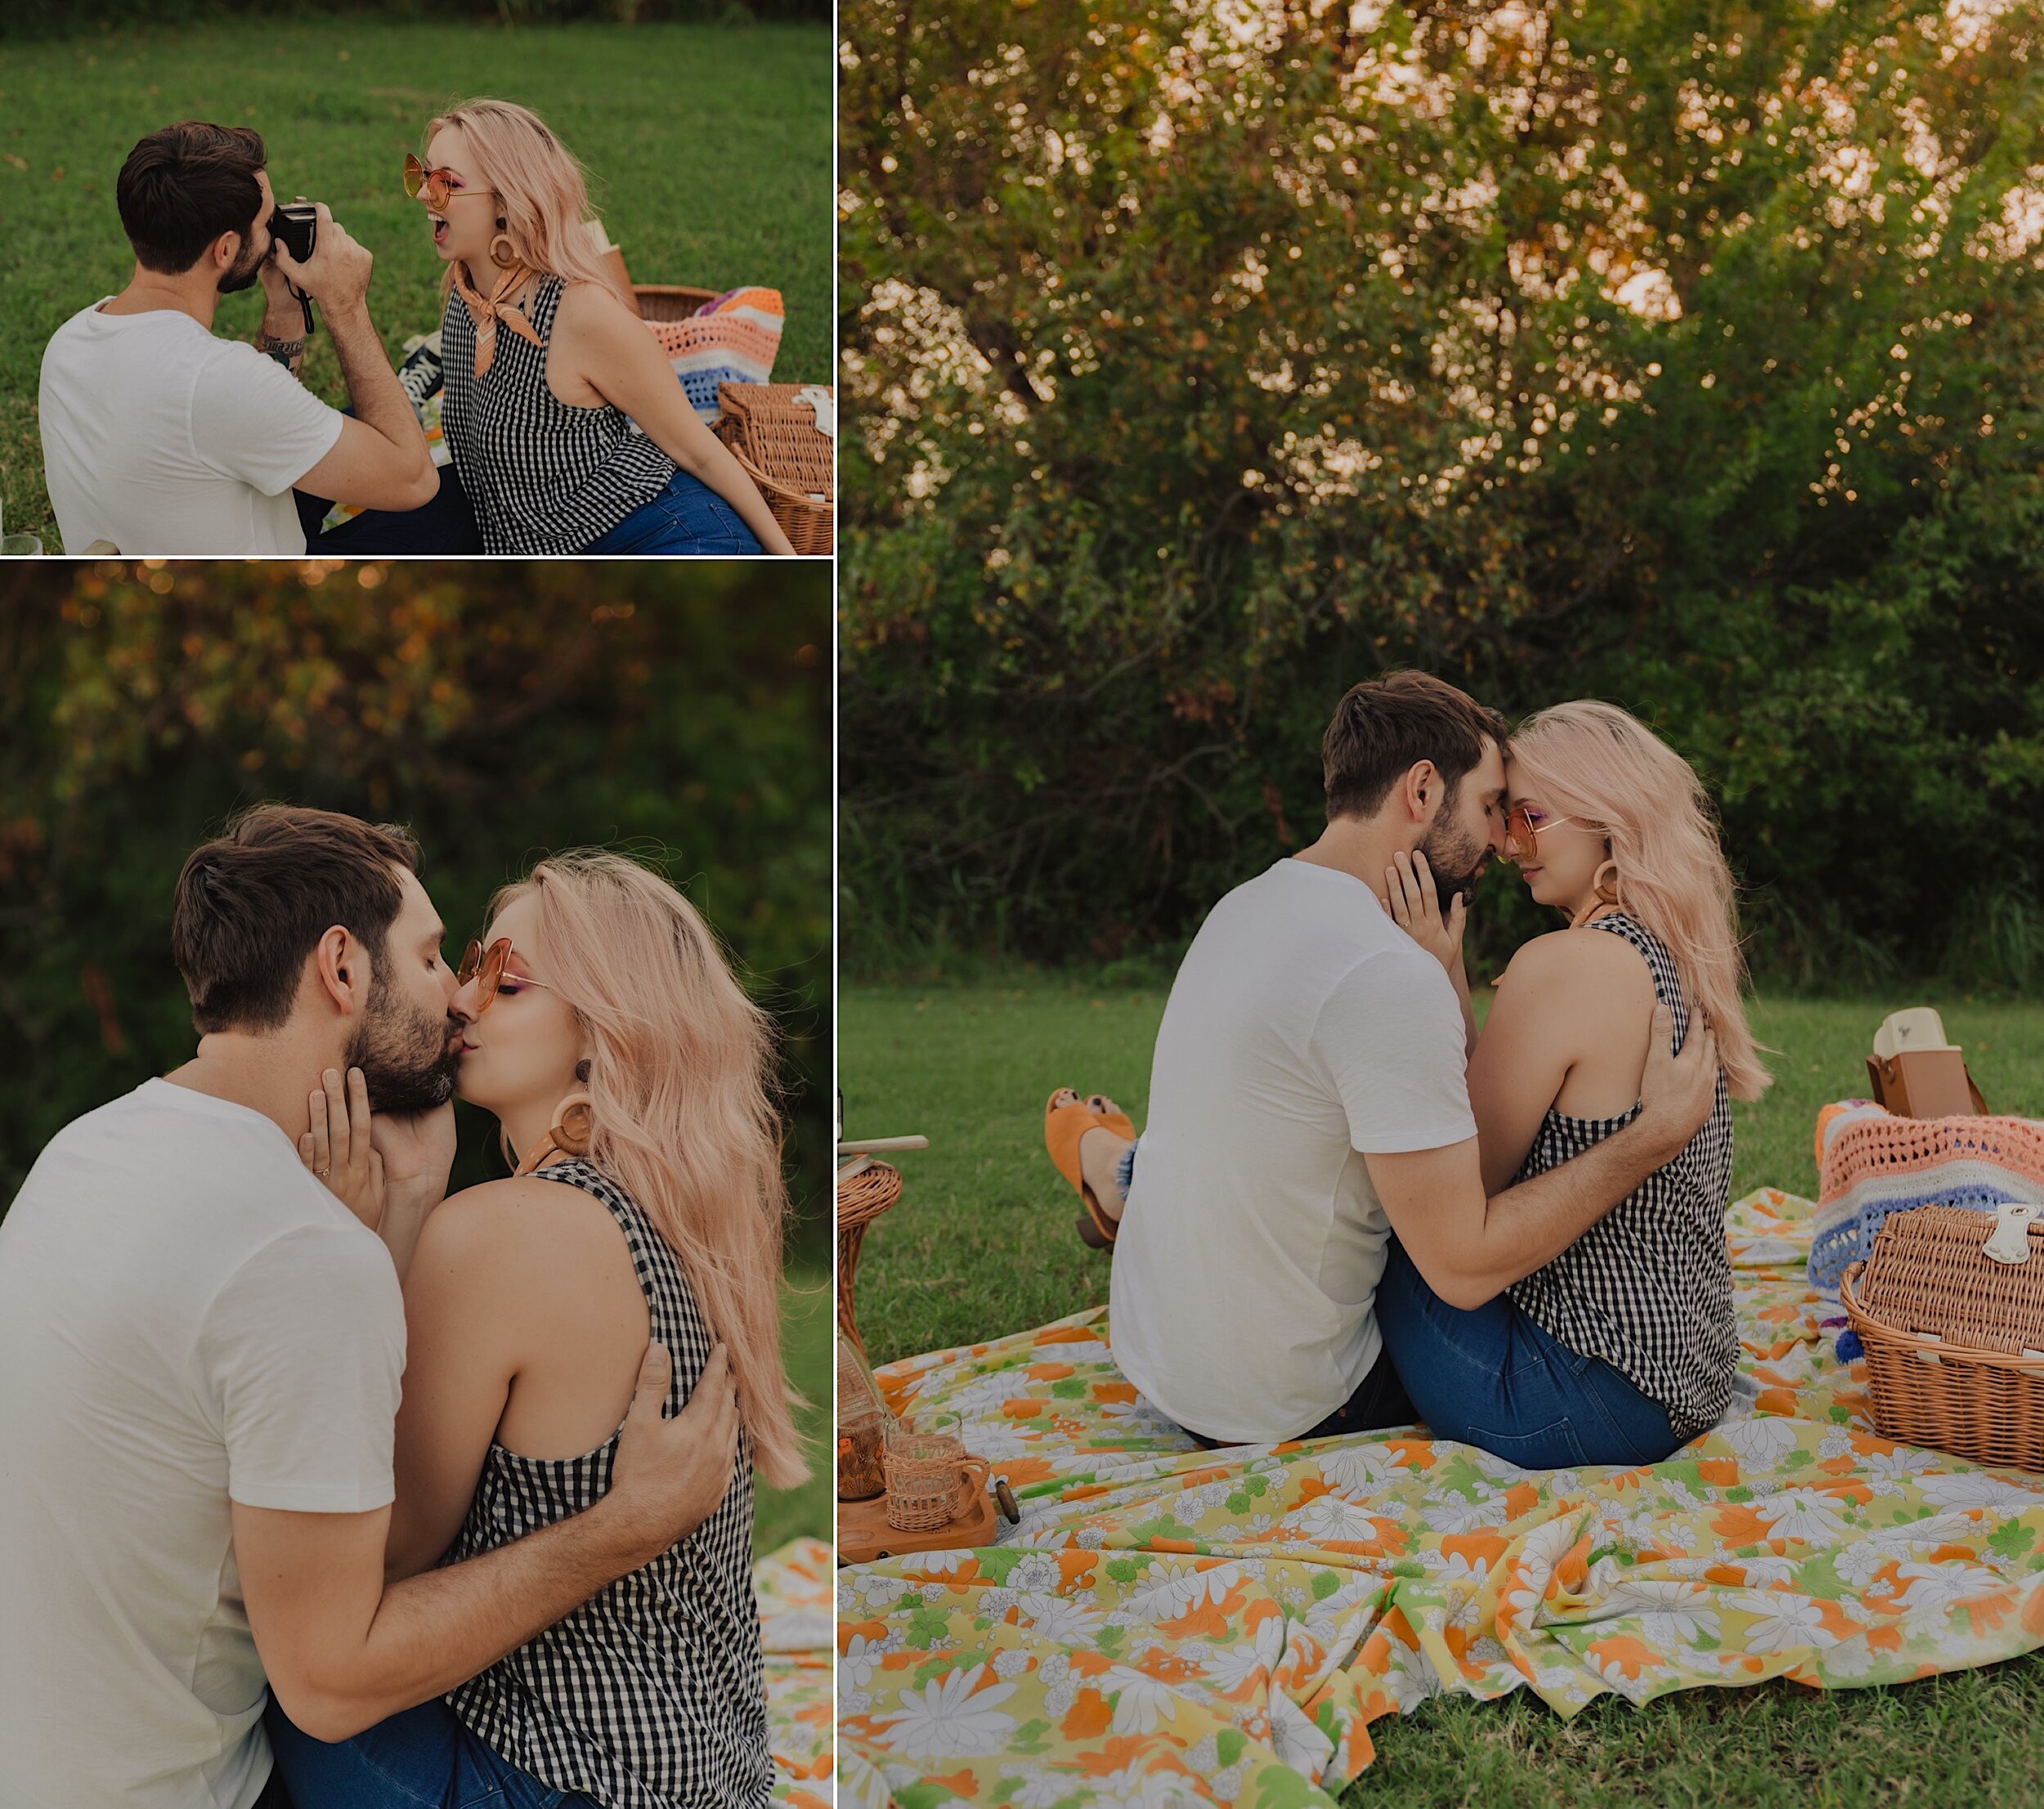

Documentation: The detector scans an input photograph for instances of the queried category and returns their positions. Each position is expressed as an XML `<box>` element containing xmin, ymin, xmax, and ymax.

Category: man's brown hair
<box><xmin>116</xmin><ymin>121</ymin><xmax>267</xmax><ymax>275</ymax></box>
<box><xmin>1322</xmin><ymin>671</ymin><xmax>1508</xmax><ymax>821</ymax></box>
<box><xmin>171</xmin><ymin>805</ymin><xmax>422</xmax><ymax>1035</ymax></box>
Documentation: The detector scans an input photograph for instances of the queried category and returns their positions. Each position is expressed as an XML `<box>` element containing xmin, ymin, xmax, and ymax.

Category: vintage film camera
<box><xmin>271</xmin><ymin>197</ymin><xmax>320</xmax><ymax>337</ymax></box>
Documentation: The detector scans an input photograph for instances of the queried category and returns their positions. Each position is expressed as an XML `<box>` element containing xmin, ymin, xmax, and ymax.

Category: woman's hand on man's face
<box><xmin>301</xmin><ymin>1066</ymin><xmax>386</xmax><ymax>1233</ymax></box>
<box><xmin>1383</xmin><ymin>849</ymin><xmax>1467</xmax><ymax>977</ymax></box>
<box><xmin>370</xmin><ymin>1100</ymin><xmax>458</xmax><ymax>1207</ymax></box>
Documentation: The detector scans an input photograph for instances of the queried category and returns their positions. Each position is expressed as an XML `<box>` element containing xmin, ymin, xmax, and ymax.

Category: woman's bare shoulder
<box><xmin>1498</xmin><ymin>926</ymin><xmax>1656</xmax><ymax>1021</ymax></box>
<box><xmin>550</xmin><ymin>279</ymin><xmax>641</xmax><ymax>336</ymax></box>
<box><xmin>1501</xmin><ymin>924</ymin><xmax>1645</xmax><ymax>980</ymax></box>
<box><xmin>415</xmin><ymin>1173</ymin><xmax>625</xmax><ymax>1274</ymax></box>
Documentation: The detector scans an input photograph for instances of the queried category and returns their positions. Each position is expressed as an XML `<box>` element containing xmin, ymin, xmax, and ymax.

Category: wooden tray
<box><xmin>838</xmin><ymin>1485</ymin><xmax>1000</xmax><ymax>1566</ymax></box>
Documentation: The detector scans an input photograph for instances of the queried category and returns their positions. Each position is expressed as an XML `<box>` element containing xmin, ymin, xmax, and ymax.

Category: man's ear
<box><xmin>1401</xmin><ymin>759</ymin><xmax>1441</xmax><ymax>825</ymax></box>
<box><xmin>311</xmin><ymin>925</ymin><xmax>371</xmax><ymax>1019</ymax></box>
<box><xmin>208</xmin><ymin>228</ymin><xmax>242</xmax><ymax>275</ymax></box>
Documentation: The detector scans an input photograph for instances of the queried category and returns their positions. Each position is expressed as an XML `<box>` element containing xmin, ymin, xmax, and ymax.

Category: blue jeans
<box><xmin>1184</xmin><ymin>1342</ymin><xmax>1414</xmax><ymax>1449</ymax></box>
<box><xmin>265</xmin><ymin>1696</ymin><xmax>596</xmax><ymax>1809</ymax></box>
<box><xmin>1374</xmin><ymin>1241</ymin><xmax>1682</xmax><ymax>1468</ymax></box>
<box><xmin>584</xmin><ymin>468</ymin><xmax>762</xmax><ymax>554</ymax></box>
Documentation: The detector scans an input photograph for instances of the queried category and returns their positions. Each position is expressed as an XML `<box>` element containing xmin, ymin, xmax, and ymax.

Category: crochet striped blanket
<box><xmin>1808</xmin><ymin>1102</ymin><xmax>2044</xmax><ymax>1292</ymax></box>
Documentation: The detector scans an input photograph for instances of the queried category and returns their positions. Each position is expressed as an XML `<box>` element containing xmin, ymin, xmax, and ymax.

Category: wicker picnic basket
<box><xmin>836</xmin><ymin>1157</ymin><xmax>903</xmax><ymax>1362</ymax></box>
<box><xmin>713</xmin><ymin>382</ymin><xmax>834</xmax><ymax>556</ymax></box>
<box><xmin>1839</xmin><ymin>1200</ymin><xmax>2044</xmax><ymax>1468</ymax></box>
<box><xmin>629</xmin><ymin>282</ymin><xmax>720</xmax><ymax>321</ymax></box>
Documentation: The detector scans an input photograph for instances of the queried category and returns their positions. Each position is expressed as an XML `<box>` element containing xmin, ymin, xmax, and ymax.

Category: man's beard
<box><xmin>217</xmin><ymin>237</ymin><xmax>266</xmax><ymax>295</ymax></box>
<box><xmin>347</xmin><ymin>974</ymin><xmax>460</xmax><ymax>1114</ymax></box>
<box><xmin>1421</xmin><ymin>809</ymin><xmax>1490</xmax><ymax>909</ymax></box>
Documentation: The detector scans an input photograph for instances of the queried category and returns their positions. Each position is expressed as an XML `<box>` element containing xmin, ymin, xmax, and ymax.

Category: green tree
<box><xmin>839</xmin><ymin>0</ymin><xmax>2044</xmax><ymax>983</ymax></box>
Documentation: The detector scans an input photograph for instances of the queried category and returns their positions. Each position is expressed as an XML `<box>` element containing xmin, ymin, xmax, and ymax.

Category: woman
<box><xmin>271</xmin><ymin>851</ymin><xmax>806</xmax><ymax>1807</ymax></box>
<box><xmin>1372</xmin><ymin>699</ymin><xmax>1768</xmax><ymax>1466</ymax></box>
<box><xmin>414</xmin><ymin>99</ymin><xmax>796</xmax><ymax>556</ymax></box>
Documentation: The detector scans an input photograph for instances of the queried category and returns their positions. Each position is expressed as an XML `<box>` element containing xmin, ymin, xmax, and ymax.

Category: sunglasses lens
<box><xmin>474</xmin><ymin>938</ymin><xmax>512</xmax><ymax>1012</ymax></box>
<box><xmin>456</xmin><ymin>938</ymin><xmax>482</xmax><ymax>984</ymax></box>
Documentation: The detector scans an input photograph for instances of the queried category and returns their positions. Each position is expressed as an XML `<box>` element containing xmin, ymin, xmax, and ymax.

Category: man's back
<box><xmin>39</xmin><ymin>302</ymin><xmax>342</xmax><ymax>555</ymax></box>
<box><xmin>0</xmin><ymin>1080</ymin><xmax>403</xmax><ymax>1808</ymax></box>
<box><xmin>1109</xmin><ymin>858</ymin><xmax>1476</xmax><ymax>1442</ymax></box>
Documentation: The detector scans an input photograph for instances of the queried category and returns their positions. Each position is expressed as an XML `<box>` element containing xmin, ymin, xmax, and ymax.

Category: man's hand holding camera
<box><xmin>271</xmin><ymin>203</ymin><xmax>376</xmax><ymax>318</ymax></box>
<box><xmin>255</xmin><ymin>196</ymin><xmax>437</xmax><ymax>513</ymax></box>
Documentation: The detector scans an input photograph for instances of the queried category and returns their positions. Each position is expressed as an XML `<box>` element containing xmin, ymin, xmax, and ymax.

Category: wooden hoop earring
<box><xmin>513</xmin><ymin>1090</ymin><xmax>594</xmax><ymax>1175</ymax></box>
<box><xmin>548</xmin><ymin>1090</ymin><xmax>594</xmax><ymax>1157</ymax></box>
<box><xmin>489</xmin><ymin>230</ymin><xmax>518</xmax><ymax>269</ymax></box>
<box><xmin>1570</xmin><ymin>858</ymin><xmax>1622</xmax><ymax>929</ymax></box>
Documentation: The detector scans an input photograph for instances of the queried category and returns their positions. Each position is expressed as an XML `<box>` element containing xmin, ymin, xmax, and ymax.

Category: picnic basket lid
<box><xmin>1856</xmin><ymin>1202</ymin><xmax>2044</xmax><ymax>1355</ymax></box>
<box><xmin>716</xmin><ymin>383</ymin><xmax>834</xmax><ymax>498</ymax></box>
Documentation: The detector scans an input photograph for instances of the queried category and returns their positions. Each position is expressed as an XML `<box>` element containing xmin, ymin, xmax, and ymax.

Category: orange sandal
<box><xmin>1043</xmin><ymin>1088</ymin><xmax>1134</xmax><ymax>1249</ymax></box>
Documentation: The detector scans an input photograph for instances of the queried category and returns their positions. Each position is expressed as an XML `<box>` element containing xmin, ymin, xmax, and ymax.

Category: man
<box><xmin>0</xmin><ymin>806</ymin><xmax>737</xmax><ymax>1808</ymax></box>
<box><xmin>1077</xmin><ymin>671</ymin><xmax>1717</xmax><ymax>1446</ymax></box>
<box><xmin>38</xmin><ymin>121</ymin><xmax>438</xmax><ymax>556</ymax></box>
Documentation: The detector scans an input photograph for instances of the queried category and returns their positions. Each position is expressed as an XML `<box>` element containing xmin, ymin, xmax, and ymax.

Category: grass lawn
<box><xmin>0</xmin><ymin>19</ymin><xmax>832</xmax><ymax>550</ymax></box>
<box><xmin>839</xmin><ymin>971</ymin><xmax>2044</xmax><ymax>1806</ymax></box>
<box><xmin>753</xmin><ymin>1260</ymin><xmax>832</xmax><ymax>1557</ymax></box>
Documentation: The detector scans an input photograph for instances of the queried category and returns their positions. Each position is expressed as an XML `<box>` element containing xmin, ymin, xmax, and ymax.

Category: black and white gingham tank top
<box><xmin>443</xmin><ymin>1158</ymin><xmax>771</xmax><ymax>1809</ymax></box>
<box><xmin>1505</xmin><ymin>913</ymin><xmax>1737</xmax><ymax>1438</ymax></box>
<box><xmin>441</xmin><ymin>275</ymin><xmax>677</xmax><ymax>555</ymax></box>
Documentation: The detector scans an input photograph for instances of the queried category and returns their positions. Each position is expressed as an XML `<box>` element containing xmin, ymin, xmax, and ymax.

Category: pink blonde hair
<box><xmin>1507</xmin><ymin>701</ymin><xmax>1772</xmax><ymax>1102</ymax></box>
<box><xmin>426</xmin><ymin>98</ymin><xmax>628</xmax><ymax>302</ymax></box>
<box><xmin>490</xmin><ymin>850</ymin><xmax>809</xmax><ymax>1491</ymax></box>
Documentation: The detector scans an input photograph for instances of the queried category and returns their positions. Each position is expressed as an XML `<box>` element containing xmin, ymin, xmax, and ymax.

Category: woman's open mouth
<box><xmin>429</xmin><ymin>215</ymin><xmax>450</xmax><ymax>247</ymax></box>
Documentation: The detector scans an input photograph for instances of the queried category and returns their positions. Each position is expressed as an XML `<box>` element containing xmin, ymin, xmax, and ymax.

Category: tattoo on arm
<box><xmin>256</xmin><ymin>329</ymin><xmax>307</xmax><ymax>378</ymax></box>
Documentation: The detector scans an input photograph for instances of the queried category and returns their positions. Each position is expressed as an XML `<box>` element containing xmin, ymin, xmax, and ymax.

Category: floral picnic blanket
<box><xmin>837</xmin><ymin>1189</ymin><xmax>2044</xmax><ymax>1808</ymax></box>
<box><xmin>759</xmin><ymin>1535</ymin><xmax>836</xmax><ymax>1806</ymax></box>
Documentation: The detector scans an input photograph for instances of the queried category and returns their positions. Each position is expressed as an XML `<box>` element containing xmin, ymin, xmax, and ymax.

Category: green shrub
<box><xmin>839</xmin><ymin>0</ymin><xmax>2044</xmax><ymax>988</ymax></box>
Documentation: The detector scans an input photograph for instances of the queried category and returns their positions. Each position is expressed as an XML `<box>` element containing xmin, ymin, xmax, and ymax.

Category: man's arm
<box><xmin>271</xmin><ymin>207</ymin><xmax>437</xmax><ymax>513</ymax></box>
<box><xmin>1369</xmin><ymin>1005</ymin><xmax>1718</xmax><ymax>1309</ymax></box>
<box><xmin>253</xmin><ymin>261</ymin><xmax>307</xmax><ymax>378</ymax></box>
<box><xmin>237</xmin><ymin>1341</ymin><xmax>737</xmax><ymax>1742</ymax></box>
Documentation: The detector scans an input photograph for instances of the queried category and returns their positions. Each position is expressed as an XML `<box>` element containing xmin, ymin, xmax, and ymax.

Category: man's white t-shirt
<box><xmin>0</xmin><ymin>1080</ymin><xmax>405</xmax><ymax>1809</ymax></box>
<box><xmin>39</xmin><ymin>300</ymin><xmax>344</xmax><ymax>555</ymax></box>
<box><xmin>1109</xmin><ymin>859</ymin><xmax>1477</xmax><ymax>1444</ymax></box>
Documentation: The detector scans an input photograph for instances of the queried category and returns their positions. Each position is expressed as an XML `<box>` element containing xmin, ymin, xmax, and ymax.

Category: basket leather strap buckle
<box><xmin>1982</xmin><ymin>1200</ymin><xmax>2039</xmax><ymax>1265</ymax></box>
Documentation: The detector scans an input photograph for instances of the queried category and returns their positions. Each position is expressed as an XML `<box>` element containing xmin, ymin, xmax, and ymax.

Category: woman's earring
<box><xmin>1592</xmin><ymin>858</ymin><xmax>1621</xmax><ymax>907</ymax></box>
<box><xmin>489</xmin><ymin>226</ymin><xmax>518</xmax><ymax>268</ymax></box>
<box><xmin>549</xmin><ymin>1090</ymin><xmax>594</xmax><ymax>1158</ymax></box>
